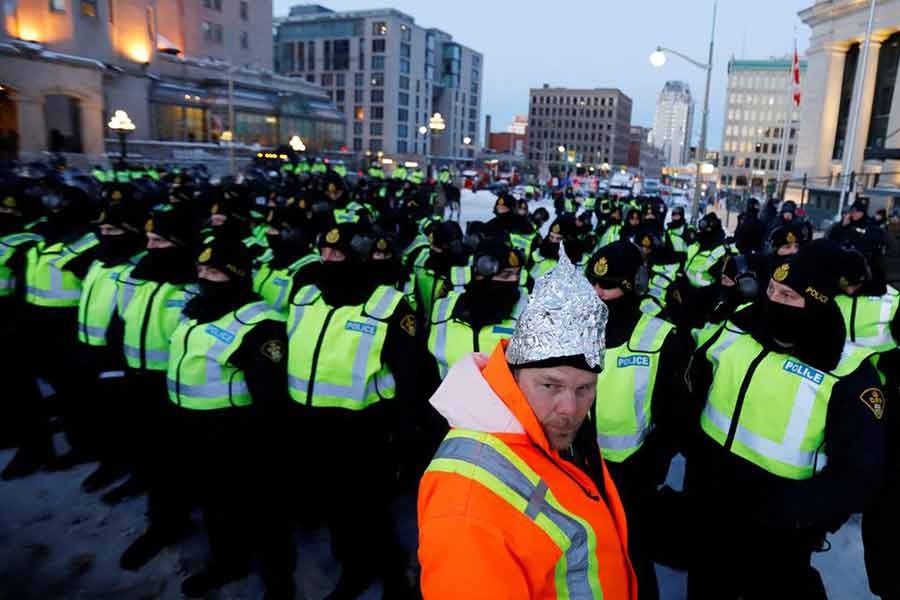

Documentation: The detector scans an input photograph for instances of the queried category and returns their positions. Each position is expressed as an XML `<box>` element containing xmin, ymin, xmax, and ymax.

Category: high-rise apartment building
<box><xmin>274</xmin><ymin>5</ymin><xmax>483</xmax><ymax>162</ymax></box>
<box><xmin>718</xmin><ymin>58</ymin><xmax>807</xmax><ymax>195</ymax></box>
<box><xmin>650</xmin><ymin>81</ymin><xmax>694</xmax><ymax>166</ymax></box>
<box><xmin>526</xmin><ymin>85</ymin><xmax>633</xmax><ymax>172</ymax></box>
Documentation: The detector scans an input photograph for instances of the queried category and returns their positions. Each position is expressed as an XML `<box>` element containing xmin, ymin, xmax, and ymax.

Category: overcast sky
<box><xmin>273</xmin><ymin>1</ymin><xmax>814</xmax><ymax>150</ymax></box>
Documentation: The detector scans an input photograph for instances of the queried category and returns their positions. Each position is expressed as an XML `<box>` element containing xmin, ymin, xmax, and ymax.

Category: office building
<box><xmin>274</xmin><ymin>5</ymin><xmax>483</xmax><ymax>164</ymax></box>
<box><xmin>526</xmin><ymin>84</ymin><xmax>633</xmax><ymax>173</ymax></box>
<box><xmin>650</xmin><ymin>80</ymin><xmax>694</xmax><ymax>166</ymax></box>
<box><xmin>627</xmin><ymin>125</ymin><xmax>665</xmax><ymax>178</ymax></box>
<box><xmin>718</xmin><ymin>57</ymin><xmax>807</xmax><ymax>195</ymax></box>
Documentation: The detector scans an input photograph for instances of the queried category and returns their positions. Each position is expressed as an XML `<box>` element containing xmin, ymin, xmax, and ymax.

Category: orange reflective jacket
<box><xmin>418</xmin><ymin>342</ymin><xmax>637</xmax><ymax>600</ymax></box>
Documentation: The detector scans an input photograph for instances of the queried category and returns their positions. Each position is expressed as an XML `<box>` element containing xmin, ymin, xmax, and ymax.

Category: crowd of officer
<box><xmin>0</xmin><ymin>154</ymin><xmax>898</xmax><ymax>599</ymax></box>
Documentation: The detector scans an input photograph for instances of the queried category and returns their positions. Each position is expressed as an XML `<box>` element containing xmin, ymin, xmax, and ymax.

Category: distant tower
<box><xmin>650</xmin><ymin>81</ymin><xmax>695</xmax><ymax>166</ymax></box>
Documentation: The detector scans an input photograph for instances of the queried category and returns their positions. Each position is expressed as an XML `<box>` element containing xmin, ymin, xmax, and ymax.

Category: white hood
<box><xmin>429</xmin><ymin>353</ymin><xmax>525</xmax><ymax>434</ymax></box>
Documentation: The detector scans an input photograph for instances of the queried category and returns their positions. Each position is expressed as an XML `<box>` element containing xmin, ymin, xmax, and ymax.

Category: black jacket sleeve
<box><xmin>643</xmin><ymin>330</ymin><xmax>694</xmax><ymax>483</ymax></box>
<box><xmin>65</xmin><ymin>248</ymin><xmax>100</xmax><ymax>280</ymax></box>
<box><xmin>229</xmin><ymin>319</ymin><xmax>289</xmax><ymax>415</ymax></box>
<box><xmin>757</xmin><ymin>361</ymin><xmax>888</xmax><ymax>529</ymax></box>
<box><xmin>382</xmin><ymin>299</ymin><xmax>420</xmax><ymax>409</ymax></box>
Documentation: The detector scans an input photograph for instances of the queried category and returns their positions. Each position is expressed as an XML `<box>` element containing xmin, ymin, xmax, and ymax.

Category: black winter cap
<box><xmin>774</xmin><ymin>240</ymin><xmax>844</xmax><ymax>306</ymax></box>
<box><xmin>585</xmin><ymin>240</ymin><xmax>643</xmax><ymax>291</ymax></box>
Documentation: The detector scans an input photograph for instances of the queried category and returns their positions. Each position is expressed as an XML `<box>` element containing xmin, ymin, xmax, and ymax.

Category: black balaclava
<box><xmin>695</xmin><ymin>213</ymin><xmax>725</xmax><ymax>250</ymax></box>
<box><xmin>316</xmin><ymin>222</ymin><xmax>374</xmax><ymax>306</ymax></box>
<box><xmin>667</xmin><ymin>207</ymin><xmax>685</xmax><ymax>230</ymax></box>
<box><xmin>265</xmin><ymin>205</ymin><xmax>313</xmax><ymax>269</ymax></box>
<box><xmin>459</xmin><ymin>242</ymin><xmax>524</xmax><ymax>329</ymax></box>
<box><xmin>540</xmin><ymin>216</ymin><xmax>577</xmax><ymax>261</ymax></box>
<box><xmin>425</xmin><ymin>221</ymin><xmax>468</xmax><ymax>275</ymax></box>
<box><xmin>183</xmin><ymin>236</ymin><xmax>256</xmax><ymax>323</ymax></box>
<box><xmin>755</xmin><ymin>240</ymin><xmax>846</xmax><ymax>371</ymax></box>
<box><xmin>585</xmin><ymin>241</ymin><xmax>643</xmax><ymax>347</ymax></box>
<box><xmin>131</xmin><ymin>206</ymin><xmax>195</xmax><ymax>284</ymax></box>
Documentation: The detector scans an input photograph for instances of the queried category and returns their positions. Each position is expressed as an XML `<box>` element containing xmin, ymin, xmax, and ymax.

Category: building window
<box><xmin>371</xmin><ymin>55</ymin><xmax>385</xmax><ymax>70</ymax></box>
<box><xmin>306</xmin><ymin>74</ymin><xmax>314</xmax><ymax>82</ymax></box>
<box><xmin>50</xmin><ymin>0</ymin><xmax>65</xmax><ymax>12</ymax></box>
<box><xmin>371</xmin><ymin>89</ymin><xmax>384</xmax><ymax>103</ymax></box>
<box><xmin>401</xmin><ymin>23</ymin><xmax>411</xmax><ymax>42</ymax></box>
<box><xmin>353</xmin><ymin>122</ymin><xmax>363</xmax><ymax>135</ymax></box>
<box><xmin>399</xmin><ymin>92</ymin><xmax>409</xmax><ymax>106</ymax></box>
<box><xmin>354</xmin><ymin>106</ymin><xmax>364</xmax><ymax>121</ymax></box>
<box><xmin>333</xmin><ymin>39</ymin><xmax>350</xmax><ymax>70</ymax></box>
<box><xmin>372</xmin><ymin>39</ymin><xmax>386</xmax><ymax>53</ymax></box>
<box><xmin>370</xmin><ymin>123</ymin><xmax>383</xmax><ymax>135</ymax></box>
<box><xmin>369</xmin><ymin>139</ymin><xmax>383</xmax><ymax>152</ymax></box>
<box><xmin>80</xmin><ymin>0</ymin><xmax>97</xmax><ymax>17</ymax></box>
<box><xmin>353</xmin><ymin>89</ymin><xmax>364</xmax><ymax>103</ymax></box>
<box><xmin>370</xmin><ymin>72</ymin><xmax>384</xmax><ymax>87</ymax></box>
<box><xmin>354</xmin><ymin>138</ymin><xmax>363</xmax><ymax>151</ymax></box>
<box><xmin>45</xmin><ymin>95</ymin><xmax>82</xmax><ymax>152</ymax></box>
<box><xmin>203</xmin><ymin>0</ymin><xmax>222</xmax><ymax>10</ymax></box>
<box><xmin>401</xmin><ymin>43</ymin><xmax>410</xmax><ymax>59</ymax></box>
<box><xmin>321</xmin><ymin>74</ymin><xmax>333</xmax><ymax>86</ymax></box>
<box><xmin>323</xmin><ymin>40</ymin><xmax>332</xmax><ymax>70</ymax></box>
<box><xmin>373</xmin><ymin>22</ymin><xmax>387</xmax><ymax>36</ymax></box>
<box><xmin>202</xmin><ymin>22</ymin><xmax>223</xmax><ymax>44</ymax></box>
<box><xmin>867</xmin><ymin>32</ymin><xmax>900</xmax><ymax>154</ymax></box>
<box><xmin>240</xmin><ymin>1</ymin><xmax>248</xmax><ymax>20</ymax></box>
<box><xmin>398</xmin><ymin>140</ymin><xmax>408</xmax><ymax>153</ymax></box>
<box><xmin>240</xmin><ymin>31</ymin><xmax>249</xmax><ymax>49</ymax></box>
<box><xmin>398</xmin><ymin>108</ymin><xmax>408</xmax><ymax>122</ymax></box>
<box><xmin>371</xmin><ymin>106</ymin><xmax>384</xmax><ymax>119</ymax></box>
<box><xmin>400</xmin><ymin>76</ymin><xmax>410</xmax><ymax>90</ymax></box>
<box><xmin>833</xmin><ymin>43</ymin><xmax>861</xmax><ymax>160</ymax></box>
<box><xmin>400</xmin><ymin>58</ymin><xmax>410</xmax><ymax>74</ymax></box>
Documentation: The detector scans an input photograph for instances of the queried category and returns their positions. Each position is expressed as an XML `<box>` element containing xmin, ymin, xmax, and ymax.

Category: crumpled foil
<box><xmin>506</xmin><ymin>243</ymin><xmax>608</xmax><ymax>369</ymax></box>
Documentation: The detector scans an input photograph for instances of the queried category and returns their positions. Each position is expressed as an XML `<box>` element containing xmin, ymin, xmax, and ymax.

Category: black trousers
<box><xmin>686</xmin><ymin>497</ymin><xmax>826</xmax><ymax>600</ymax></box>
<box><xmin>271</xmin><ymin>404</ymin><xmax>408</xmax><ymax>587</ymax></box>
<box><xmin>607</xmin><ymin>455</ymin><xmax>660</xmax><ymax>600</ymax></box>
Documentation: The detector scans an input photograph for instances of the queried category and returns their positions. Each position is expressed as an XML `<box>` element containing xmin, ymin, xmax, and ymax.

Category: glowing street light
<box><xmin>649</xmin><ymin>47</ymin><xmax>667</xmax><ymax>68</ymax></box>
<box><xmin>107</xmin><ymin>110</ymin><xmax>136</xmax><ymax>166</ymax></box>
<box><xmin>289</xmin><ymin>135</ymin><xmax>306</xmax><ymax>152</ymax></box>
<box><xmin>418</xmin><ymin>125</ymin><xmax>428</xmax><ymax>136</ymax></box>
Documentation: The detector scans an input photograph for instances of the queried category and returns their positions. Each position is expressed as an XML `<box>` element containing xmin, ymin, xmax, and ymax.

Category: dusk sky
<box><xmin>273</xmin><ymin>1</ymin><xmax>815</xmax><ymax>151</ymax></box>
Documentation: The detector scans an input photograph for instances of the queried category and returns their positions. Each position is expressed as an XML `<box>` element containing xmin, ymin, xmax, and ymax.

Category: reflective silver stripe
<box><xmin>703</xmin><ymin>402</ymin><xmax>823</xmax><ymax>470</ymax></box>
<box><xmin>853</xmin><ymin>295</ymin><xmax>898</xmax><ymax>348</ymax></box>
<box><xmin>118</xmin><ymin>279</ymin><xmax>138</xmax><ymax>313</ymax></box>
<box><xmin>709</xmin><ymin>329</ymin><xmax>741</xmax><ymax>365</ymax></box>
<box><xmin>124</xmin><ymin>345</ymin><xmax>169</xmax><ymax>363</ymax></box>
<box><xmin>167</xmin><ymin>378</ymin><xmax>250</xmax><ymax>398</ymax></box>
<box><xmin>287</xmin><ymin>287</ymin><xmax>320</xmax><ymax>339</ymax></box>
<box><xmin>2</xmin><ymin>233</ymin><xmax>42</xmax><ymax>246</ymax></box>
<box><xmin>98</xmin><ymin>370</ymin><xmax>126</xmax><ymax>379</ymax></box>
<box><xmin>451</xmin><ymin>266</ymin><xmax>469</xmax><ymax>290</ymax></box>
<box><xmin>272</xmin><ymin>278</ymin><xmax>290</xmax><ymax>310</ymax></box>
<box><xmin>83</xmin><ymin>324</ymin><xmax>108</xmax><ymax>339</ymax></box>
<box><xmin>26</xmin><ymin>285</ymin><xmax>82</xmax><ymax>300</ymax></box>
<box><xmin>432</xmin><ymin>296</ymin><xmax>456</xmax><ymax>378</ymax></box>
<box><xmin>434</xmin><ymin>436</ymin><xmax>595</xmax><ymax>598</ymax></box>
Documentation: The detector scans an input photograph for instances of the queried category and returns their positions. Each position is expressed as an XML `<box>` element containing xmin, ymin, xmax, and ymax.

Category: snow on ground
<box><xmin>0</xmin><ymin>189</ymin><xmax>878</xmax><ymax>599</ymax></box>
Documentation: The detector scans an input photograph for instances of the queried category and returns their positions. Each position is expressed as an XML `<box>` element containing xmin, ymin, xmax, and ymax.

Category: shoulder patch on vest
<box><xmin>260</xmin><ymin>340</ymin><xmax>285</xmax><ymax>363</ymax></box>
<box><xmin>400</xmin><ymin>314</ymin><xmax>417</xmax><ymax>337</ymax></box>
<box><xmin>860</xmin><ymin>387</ymin><xmax>885</xmax><ymax>420</ymax></box>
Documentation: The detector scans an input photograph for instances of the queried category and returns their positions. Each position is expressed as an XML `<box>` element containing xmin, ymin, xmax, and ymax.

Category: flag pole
<box><xmin>775</xmin><ymin>36</ymin><xmax>797</xmax><ymax>200</ymax></box>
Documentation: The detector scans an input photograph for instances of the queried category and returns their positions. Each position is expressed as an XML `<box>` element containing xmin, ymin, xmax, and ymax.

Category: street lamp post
<box><xmin>107</xmin><ymin>110</ymin><xmax>136</xmax><ymax>168</ymax></box>
<box><xmin>418</xmin><ymin>113</ymin><xmax>446</xmax><ymax>179</ymax></box>
<box><xmin>650</xmin><ymin>1</ymin><xmax>717</xmax><ymax>223</ymax></box>
<box><xmin>558</xmin><ymin>145</ymin><xmax>566</xmax><ymax>179</ymax></box>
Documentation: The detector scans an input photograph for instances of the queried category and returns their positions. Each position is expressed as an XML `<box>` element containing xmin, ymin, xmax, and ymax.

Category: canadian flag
<box><xmin>791</xmin><ymin>41</ymin><xmax>802</xmax><ymax>107</ymax></box>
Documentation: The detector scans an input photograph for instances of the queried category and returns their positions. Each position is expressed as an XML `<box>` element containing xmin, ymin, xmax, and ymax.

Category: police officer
<box><xmin>74</xmin><ymin>185</ymin><xmax>150</xmax><ymax>492</ymax></box>
<box><xmin>665</xmin><ymin>205</ymin><xmax>692</xmax><ymax>261</ymax></box>
<box><xmin>487</xmin><ymin>192</ymin><xmax>538</xmax><ymax>257</ymax></box>
<box><xmin>413</xmin><ymin>221</ymin><xmax>468</xmax><ymax>320</ymax></box>
<box><xmin>585</xmin><ymin>241</ymin><xmax>686</xmax><ymax>600</ymax></box>
<box><xmin>165</xmin><ymin>236</ymin><xmax>289</xmax><ymax>597</ymax></box>
<box><xmin>427</xmin><ymin>240</ymin><xmax>527</xmax><ymax>380</ymax></box>
<box><xmin>253</xmin><ymin>205</ymin><xmax>318</xmax><ymax>313</ymax></box>
<box><xmin>597</xmin><ymin>203</ymin><xmax>624</xmax><ymax>248</ymax></box>
<box><xmin>115</xmin><ymin>205</ymin><xmax>200</xmax><ymax>567</ymax></box>
<box><xmin>530</xmin><ymin>215</ymin><xmax>586</xmax><ymax>280</ymax></box>
<box><xmin>280</xmin><ymin>222</ymin><xmax>418</xmax><ymax>598</ymax></box>
<box><xmin>10</xmin><ymin>177</ymin><xmax>101</xmax><ymax>476</ymax></box>
<box><xmin>684</xmin><ymin>212</ymin><xmax>727</xmax><ymax>289</ymax></box>
<box><xmin>686</xmin><ymin>241</ymin><xmax>888</xmax><ymax>599</ymax></box>
<box><xmin>734</xmin><ymin>197</ymin><xmax>766</xmax><ymax>257</ymax></box>
<box><xmin>638</xmin><ymin>228</ymin><xmax>681</xmax><ymax>319</ymax></box>
<box><xmin>829</xmin><ymin>200</ymin><xmax>890</xmax><ymax>285</ymax></box>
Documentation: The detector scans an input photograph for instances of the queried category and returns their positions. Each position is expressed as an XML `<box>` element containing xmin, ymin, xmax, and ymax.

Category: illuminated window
<box><xmin>81</xmin><ymin>0</ymin><xmax>97</xmax><ymax>17</ymax></box>
<box><xmin>373</xmin><ymin>22</ymin><xmax>387</xmax><ymax>36</ymax></box>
